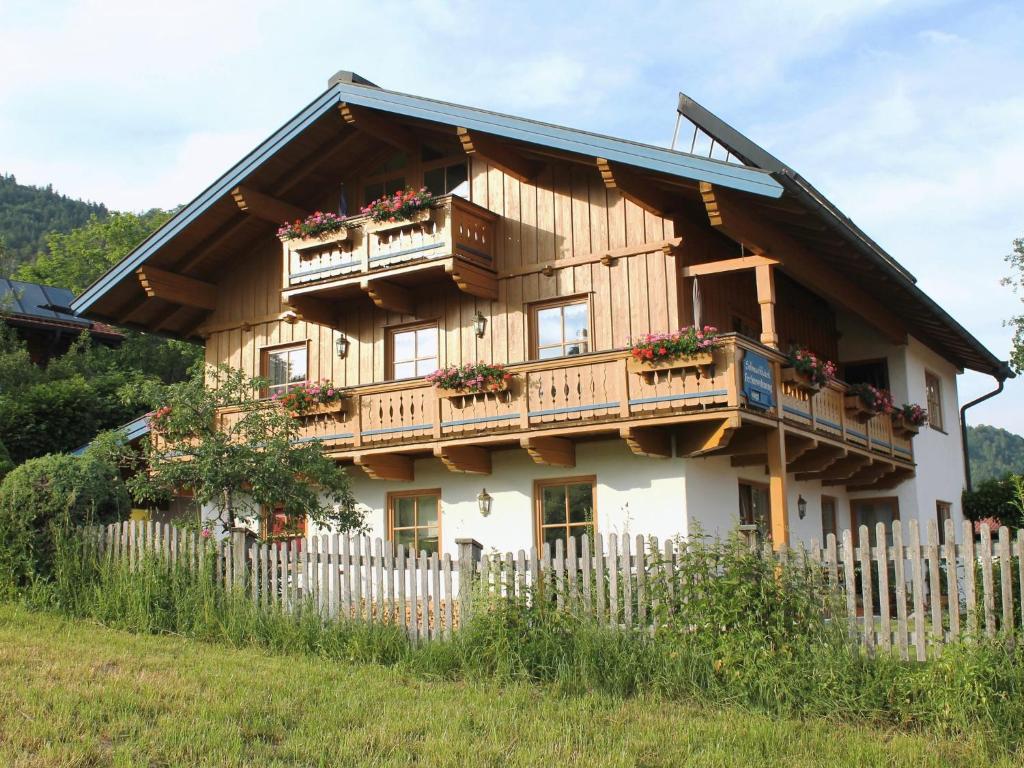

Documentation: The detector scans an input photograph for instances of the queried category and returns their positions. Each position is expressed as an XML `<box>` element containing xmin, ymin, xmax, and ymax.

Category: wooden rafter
<box><xmin>446</xmin><ymin>260</ymin><xmax>498</xmax><ymax>300</ymax></box>
<box><xmin>795</xmin><ymin>453</ymin><xmax>870</xmax><ymax>483</ymax></box>
<box><xmin>354</xmin><ymin>453</ymin><xmax>414</xmax><ymax>482</ymax></box>
<box><xmin>849</xmin><ymin>466</ymin><xmax>914</xmax><ymax>492</ymax></box>
<box><xmin>699</xmin><ymin>182</ymin><xmax>907</xmax><ymax>344</ymax></box>
<box><xmin>338</xmin><ymin>103</ymin><xmax>418</xmax><ymax>155</ymax></box>
<box><xmin>787</xmin><ymin>444</ymin><xmax>846</xmax><ymax>474</ymax></box>
<box><xmin>620</xmin><ymin>426</ymin><xmax>672</xmax><ymax>459</ymax></box>
<box><xmin>785</xmin><ymin>434</ymin><xmax>817</xmax><ymax>464</ymax></box>
<box><xmin>456</xmin><ymin>127</ymin><xmax>541</xmax><ymax>183</ymax></box>
<box><xmin>360</xmin><ymin>279</ymin><xmax>413</xmax><ymax>314</ymax></box>
<box><xmin>825</xmin><ymin>460</ymin><xmax>891</xmax><ymax>488</ymax></box>
<box><xmin>136</xmin><ymin>267</ymin><xmax>217</xmax><ymax>311</ymax></box>
<box><xmin>676</xmin><ymin>416</ymin><xmax>738</xmax><ymax>457</ymax></box>
<box><xmin>230</xmin><ymin>185</ymin><xmax>307</xmax><ymax>225</ymax></box>
<box><xmin>521</xmin><ymin>436</ymin><xmax>575</xmax><ymax>467</ymax></box>
<box><xmin>595</xmin><ymin>158</ymin><xmax>675</xmax><ymax>216</ymax></box>
<box><xmin>434</xmin><ymin>445</ymin><xmax>491</xmax><ymax>475</ymax></box>
<box><xmin>285</xmin><ymin>295</ymin><xmax>342</xmax><ymax>330</ymax></box>
<box><xmin>681</xmin><ymin>255</ymin><xmax>778</xmax><ymax>278</ymax></box>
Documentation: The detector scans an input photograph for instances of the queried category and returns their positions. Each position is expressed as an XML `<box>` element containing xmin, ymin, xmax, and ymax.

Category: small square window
<box><xmin>388</xmin><ymin>491</ymin><xmax>441</xmax><ymax>555</ymax></box>
<box><xmin>535</xmin><ymin>478</ymin><xmax>595</xmax><ymax>551</ymax></box>
<box><xmin>389</xmin><ymin>323</ymin><xmax>439</xmax><ymax>380</ymax></box>
<box><xmin>264</xmin><ymin>344</ymin><xmax>307</xmax><ymax>399</ymax></box>
<box><xmin>532</xmin><ymin>299</ymin><xmax>590</xmax><ymax>360</ymax></box>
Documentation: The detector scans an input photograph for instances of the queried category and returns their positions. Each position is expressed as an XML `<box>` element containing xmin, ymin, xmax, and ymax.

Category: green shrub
<box><xmin>0</xmin><ymin>449</ymin><xmax>128</xmax><ymax>592</ymax></box>
<box><xmin>963</xmin><ymin>475</ymin><xmax>1022</xmax><ymax>528</ymax></box>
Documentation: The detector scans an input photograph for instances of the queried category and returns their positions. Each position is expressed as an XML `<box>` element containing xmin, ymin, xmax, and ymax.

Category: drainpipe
<box><xmin>960</xmin><ymin>376</ymin><xmax>1008</xmax><ymax>492</ymax></box>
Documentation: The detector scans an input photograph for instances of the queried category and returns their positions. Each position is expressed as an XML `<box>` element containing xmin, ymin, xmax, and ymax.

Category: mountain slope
<box><xmin>967</xmin><ymin>424</ymin><xmax>1024</xmax><ymax>482</ymax></box>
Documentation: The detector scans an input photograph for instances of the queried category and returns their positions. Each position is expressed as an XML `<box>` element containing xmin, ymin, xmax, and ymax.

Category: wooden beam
<box><xmin>339</xmin><ymin>103</ymin><xmax>418</xmax><ymax>155</ymax></box>
<box><xmin>681</xmin><ymin>255</ymin><xmax>779</xmax><ymax>278</ymax></box>
<box><xmin>849</xmin><ymin>466</ymin><xmax>914</xmax><ymax>491</ymax></box>
<box><xmin>354</xmin><ymin>453</ymin><xmax>414</xmax><ymax>482</ymax></box>
<box><xmin>676</xmin><ymin>416</ymin><xmax>738</xmax><ymax>457</ymax></box>
<box><xmin>434</xmin><ymin>445</ymin><xmax>491</xmax><ymax>475</ymax></box>
<box><xmin>360</xmin><ymin>279</ymin><xmax>414</xmax><ymax>314</ymax></box>
<box><xmin>825</xmin><ymin>460</ymin><xmax>891</xmax><ymax>488</ymax></box>
<box><xmin>784</xmin><ymin>434</ymin><xmax>817</xmax><ymax>464</ymax></box>
<box><xmin>730</xmin><ymin>453</ymin><xmax>767</xmax><ymax>468</ymax></box>
<box><xmin>754</xmin><ymin>263</ymin><xmax>779</xmax><ymax>349</ymax></box>
<box><xmin>796</xmin><ymin>453</ymin><xmax>870</xmax><ymax>482</ymax></box>
<box><xmin>787</xmin><ymin>444</ymin><xmax>846</xmax><ymax>474</ymax></box>
<box><xmin>766</xmin><ymin>425</ymin><xmax>789</xmax><ymax>548</ymax></box>
<box><xmin>230</xmin><ymin>185</ymin><xmax>307</xmax><ymax>225</ymax></box>
<box><xmin>699</xmin><ymin>182</ymin><xmax>907</xmax><ymax>344</ymax></box>
<box><xmin>521</xmin><ymin>436</ymin><xmax>575</xmax><ymax>468</ymax></box>
<box><xmin>286</xmin><ymin>295</ymin><xmax>342</xmax><ymax>329</ymax></box>
<box><xmin>446</xmin><ymin>260</ymin><xmax>498</xmax><ymax>300</ymax></box>
<box><xmin>456</xmin><ymin>127</ymin><xmax>541</xmax><ymax>183</ymax></box>
<box><xmin>595</xmin><ymin>158</ymin><xmax>675</xmax><ymax>216</ymax></box>
<box><xmin>154</xmin><ymin>304</ymin><xmax>205</xmax><ymax>334</ymax></box>
<box><xmin>136</xmin><ymin>266</ymin><xmax>217</xmax><ymax>310</ymax></box>
<box><xmin>620</xmin><ymin>426</ymin><xmax>672</xmax><ymax>459</ymax></box>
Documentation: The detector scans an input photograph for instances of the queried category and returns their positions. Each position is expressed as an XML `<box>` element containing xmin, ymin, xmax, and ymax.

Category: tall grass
<box><xmin>17</xmin><ymin>528</ymin><xmax>1024</xmax><ymax>752</ymax></box>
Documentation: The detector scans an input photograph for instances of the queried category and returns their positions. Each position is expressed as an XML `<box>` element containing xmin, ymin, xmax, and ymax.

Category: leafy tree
<box><xmin>15</xmin><ymin>209</ymin><xmax>171</xmax><ymax>294</ymax></box>
<box><xmin>967</xmin><ymin>424</ymin><xmax>1024</xmax><ymax>483</ymax></box>
<box><xmin>1004</xmin><ymin>236</ymin><xmax>1024</xmax><ymax>373</ymax></box>
<box><xmin>962</xmin><ymin>475</ymin><xmax>1023</xmax><ymax>529</ymax></box>
<box><xmin>0</xmin><ymin>437</ymin><xmax>129</xmax><ymax>590</ymax></box>
<box><xmin>123</xmin><ymin>366</ymin><xmax>361</xmax><ymax>537</ymax></box>
<box><xmin>0</xmin><ymin>174</ymin><xmax>108</xmax><ymax>274</ymax></box>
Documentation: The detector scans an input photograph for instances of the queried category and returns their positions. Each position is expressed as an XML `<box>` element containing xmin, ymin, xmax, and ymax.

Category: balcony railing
<box><xmin>281</xmin><ymin>194</ymin><xmax>497</xmax><ymax>296</ymax></box>
<box><xmin>217</xmin><ymin>335</ymin><xmax>914</xmax><ymax>468</ymax></box>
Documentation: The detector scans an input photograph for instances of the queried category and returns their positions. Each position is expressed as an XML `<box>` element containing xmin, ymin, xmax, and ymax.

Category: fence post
<box><xmin>456</xmin><ymin>538</ymin><xmax>482</xmax><ymax>626</ymax></box>
<box><xmin>230</xmin><ymin>527</ymin><xmax>254</xmax><ymax>594</ymax></box>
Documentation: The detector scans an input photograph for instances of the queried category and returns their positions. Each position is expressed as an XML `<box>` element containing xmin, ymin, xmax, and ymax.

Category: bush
<box><xmin>0</xmin><ymin>449</ymin><xmax>129</xmax><ymax>592</ymax></box>
<box><xmin>963</xmin><ymin>476</ymin><xmax>1022</xmax><ymax>528</ymax></box>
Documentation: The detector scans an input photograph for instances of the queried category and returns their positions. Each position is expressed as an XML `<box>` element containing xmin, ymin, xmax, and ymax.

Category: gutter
<box><xmin>960</xmin><ymin>376</ymin><xmax>1008</xmax><ymax>492</ymax></box>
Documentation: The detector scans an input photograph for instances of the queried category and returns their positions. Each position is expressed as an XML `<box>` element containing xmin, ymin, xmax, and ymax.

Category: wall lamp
<box><xmin>797</xmin><ymin>495</ymin><xmax>808</xmax><ymax>520</ymax></box>
<box><xmin>473</xmin><ymin>311</ymin><xmax>487</xmax><ymax>339</ymax></box>
<box><xmin>477</xmin><ymin>488</ymin><xmax>493</xmax><ymax>516</ymax></box>
<box><xmin>335</xmin><ymin>334</ymin><xmax>350</xmax><ymax>358</ymax></box>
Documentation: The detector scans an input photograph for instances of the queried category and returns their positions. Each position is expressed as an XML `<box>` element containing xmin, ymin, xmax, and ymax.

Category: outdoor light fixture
<box><xmin>477</xmin><ymin>488</ymin><xmax>493</xmax><ymax>516</ymax></box>
<box><xmin>335</xmin><ymin>334</ymin><xmax>350</xmax><ymax>358</ymax></box>
<box><xmin>473</xmin><ymin>311</ymin><xmax>487</xmax><ymax>338</ymax></box>
<box><xmin>797</xmin><ymin>495</ymin><xmax>808</xmax><ymax>520</ymax></box>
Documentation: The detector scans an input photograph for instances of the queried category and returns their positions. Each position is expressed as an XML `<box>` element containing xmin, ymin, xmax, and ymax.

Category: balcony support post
<box><xmin>766</xmin><ymin>423</ymin><xmax>790</xmax><ymax>549</ymax></box>
<box><xmin>754</xmin><ymin>263</ymin><xmax>779</xmax><ymax>350</ymax></box>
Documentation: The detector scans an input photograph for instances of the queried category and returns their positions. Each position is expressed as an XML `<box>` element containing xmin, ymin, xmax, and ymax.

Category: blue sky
<box><xmin>1</xmin><ymin>0</ymin><xmax>1021</xmax><ymax>431</ymax></box>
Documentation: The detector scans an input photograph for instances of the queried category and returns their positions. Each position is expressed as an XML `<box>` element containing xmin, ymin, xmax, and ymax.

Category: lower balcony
<box><xmin>218</xmin><ymin>334</ymin><xmax>915</xmax><ymax>488</ymax></box>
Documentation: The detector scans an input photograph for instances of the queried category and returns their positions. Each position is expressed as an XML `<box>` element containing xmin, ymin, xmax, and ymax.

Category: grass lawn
<box><xmin>0</xmin><ymin>604</ymin><xmax>1016</xmax><ymax>768</ymax></box>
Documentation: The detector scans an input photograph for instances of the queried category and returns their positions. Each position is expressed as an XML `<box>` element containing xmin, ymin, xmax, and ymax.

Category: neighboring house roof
<box><xmin>72</xmin><ymin>412</ymin><xmax>151</xmax><ymax>456</ymax></box>
<box><xmin>0</xmin><ymin>278</ymin><xmax>122</xmax><ymax>341</ymax></box>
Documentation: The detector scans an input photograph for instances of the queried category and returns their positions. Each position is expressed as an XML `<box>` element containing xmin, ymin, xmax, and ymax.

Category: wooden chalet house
<box><xmin>71</xmin><ymin>71</ymin><xmax>1011</xmax><ymax>552</ymax></box>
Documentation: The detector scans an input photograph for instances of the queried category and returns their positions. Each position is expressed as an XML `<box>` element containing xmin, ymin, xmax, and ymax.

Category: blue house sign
<box><xmin>742</xmin><ymin>352</ymin><xmax>774</xmax><ymax>410</ymax></box>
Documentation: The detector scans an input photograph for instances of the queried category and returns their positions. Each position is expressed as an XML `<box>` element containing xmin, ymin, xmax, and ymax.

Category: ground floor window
<box><xmin>263</xmin><ymin>505</ymin><xmax>307</xmax><ymax>548</ymax></box>
<box><xmin>851</xmin><ymin>497</ymin><xmax>899</xmax><ymax>546</ymax></box>
<box><xmin>388</xmin><ymin>490</ymin><xmax>441</xmax><ymax>555</ymax></box>
<box><xmin>738</xmin><ymin>481</ymin><xmax>770</xmax><ymax>540</ymax></box>
<box><xmin>936</xmin><ymin>500</ymin><xmax>952</xmax><ymax>543</ymax></box>
<box><xmin>535</xmin><ymin>477</ymin><xmax>596</xmax><ymax>551</ymax></box>
<box><xmin>821</xmin><ymin>495</ymin><xmax>838</xmax><ymax>541</ymax></box>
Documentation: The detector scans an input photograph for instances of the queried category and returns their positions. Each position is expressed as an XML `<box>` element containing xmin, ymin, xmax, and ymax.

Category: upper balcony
<box><xmin>280</xmin><ymin>194</ymin><xmax>498</xmax><ymax>315</ymax></box>
<box><xmin>218</xmin><ymin>334</ymin><xmax>915</xmax><ymax>491</ymax></box>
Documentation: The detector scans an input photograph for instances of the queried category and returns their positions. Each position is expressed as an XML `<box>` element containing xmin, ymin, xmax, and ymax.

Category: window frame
<box><xmin>358</xmin><ymin>150</ymin><xmax>469</xmax><ymax>207</ymax></box>
<box><xmin>533</xmin><ymin>475</ymin><xmax>598</xmax><ymax>551</ymax></box>
<box><xmin>841</xmin><ymin>357</ymin><xmax>891</xmax><ymax>391</ymax></box>
<box><xmin>386</xmin><ymin>320</ymin><xmax>440</xmax><ymax>381</ymax></box>
<box><xmin>821</xmin><ymin>494</ymin><xmax>838</xmax><ymax>541</ymax></box>
<box><xmin>260</xmin><ymin>341</ymin><xmax>310</xmax><ymax>399</ymax></box>
<box><xmin>738</xmin><ymin>480</ymin><xmax>771</xmax><ymax>539</ymax></box>
<box><xmin>386</xmin><ymin>489</ymin><xmax>442</xmax><ymax>555</ymax></box>
<box><xmin>261</xmin><ymin>504</ymin><xmax>307</xmax><ymax>543</ymax></box>
<box><xmin>529</xmin><ymin>294</ymin><xmax>593</xmax><ymax>361</ymax></box>
<box><xmin>936</xmin><ymin>500</ymin><xmax>953</xmax><ymax>544</ymax></box>
<box><xmin>925</xmin><ymin>370</ymin><xmax>945</xmax><ymax>432</ymax></box>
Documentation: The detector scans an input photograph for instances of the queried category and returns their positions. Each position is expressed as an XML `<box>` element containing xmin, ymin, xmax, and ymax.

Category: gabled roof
<box><xmin>70</xmin><ymin>77</ymin><xmax>783</xmax><ymax>317</ymax></box>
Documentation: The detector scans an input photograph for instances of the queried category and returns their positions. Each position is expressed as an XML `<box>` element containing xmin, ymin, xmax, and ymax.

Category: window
<box><xmin>263</xmin><ymin>504</ymin><xmax>307</xmax><ymax>547</ymax></box>
<box><xmin>925</xmin><ymin>371</ymin><xmax>944</xmax><ymax>431</ymax></box>
<box><xmin>535</xmin><ymin>477</ymin><xmax>596</xmax><ymax>550</ymax></box>
<box><xmin>389</xmin><ymin>323</ymin><xmax>439</xmax><ymax>379</ymax></box>
<box><xmin>738</xmin><ymin>481</ymin><xmax>771</xmax><ymax>540</ymax></box>
<box><xmin>423</xmin><ymin>161</ymin><xmax>469</xmax><ymax>198</ymax></box>
<box><xmin>937</xmin><ymin>500</ymin><xmax>952</xmax><ymax>543</ymax></box>
<box><xmin>532</xmin><ymin>298</ymin><xmax>590</xmax><ymax>359</ymax></box>
<box><xmin>851</xmin><ymin>497</ymin><xmax>900</xmax><ymax>547</ymax></box>
<box><xmin>263</xmin><ymin>344</ymin><xmax>307</xmax><ymax>398</ymax></box>
<box><xmin>821</xmin><ymin>495</ymin><xmax>838</xmax><ymax>541</ymax></box>
<box><xmin>388</xmin><ymin>491</ymin><xmax>440</xmax><ymax>555</ymax></box>
<box><xmin>362</xmin><ymin>152</ymin><xmax>408</xmax><ymax>205</ymax></box>
<box><xmin>843</xmin><ymin>359</ymin><xmax>890</xmax><ymax>391</ymax></box>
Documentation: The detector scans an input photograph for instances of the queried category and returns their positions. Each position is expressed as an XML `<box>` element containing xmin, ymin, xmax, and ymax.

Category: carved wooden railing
<box><xmin>280</xmin><ymin>194</ymin><xmax>497</xmax><ymax>292</ymax></box>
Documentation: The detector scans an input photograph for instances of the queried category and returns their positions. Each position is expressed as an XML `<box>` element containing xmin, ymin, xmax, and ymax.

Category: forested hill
<box><xmin>0</xmin><ymin>174</ymin><xmax>108</xmax><ymax>275</ymax></box>
<box><xmin>967</xmin><ymin>424</ymin><xmax>1024</xmax><ymax>482</ymax></box>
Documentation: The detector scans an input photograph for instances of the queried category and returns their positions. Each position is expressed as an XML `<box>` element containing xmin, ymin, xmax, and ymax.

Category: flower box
<box><xmin>290</xmin><ymin>399</ymin><xmax>347</xmax><ymax>421</ymax></box>
<box><xmin>843</xmin><ymin>393</ymin><xmax>876</xmax><ymax>423</ymax></box>
<box><xmin>891</xmin><ymin>413</ymin><xmax>920</xmax><ymax>438</ymax></box>
<box><xmin>437</xmin><ymin>379</ymin><xmax>510</xmax><ymax>399</ymax></box>
<box><xmin>781</xmin><ymin>366</ymin><xmax>821</xmax><ymax>395</ymax></box>
<box><xmin>363</xmin><ymin>206</ymin><xmax>434</xmax><ymax>236</ymax></box>
<box><xmin>287</xmin><ymin>229</ymin><xmax>350</xmax><ymax>253</ymax></box>
<box><xmin>627</xmin><ymin>352</ymin><xmax>714</xmax><ymax>376</ymax></box>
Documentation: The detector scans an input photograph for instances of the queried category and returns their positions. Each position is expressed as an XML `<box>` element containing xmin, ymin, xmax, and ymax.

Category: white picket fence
<box><xmin>93</xmin><ymin>517</ymin><xmax>1024</xmax><ymax>659</ymax></box>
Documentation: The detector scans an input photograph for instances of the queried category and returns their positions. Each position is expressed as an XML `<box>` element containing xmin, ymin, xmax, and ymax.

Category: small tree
<box><xmin>124</xmin><ymin>366</ymin><xmax>361</xmax><ymax>537</ymax></box>
<box><xmin>1003</xmin><ymin>236</ymin><xmax>1024</xmax><ymax>373</ymax></box>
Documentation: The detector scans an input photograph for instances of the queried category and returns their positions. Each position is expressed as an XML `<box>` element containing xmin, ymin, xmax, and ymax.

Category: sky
<box><xmin>0</xmin><ymin>0</ymin><xmax>1021</xmax><ymax>432</ymax></box>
